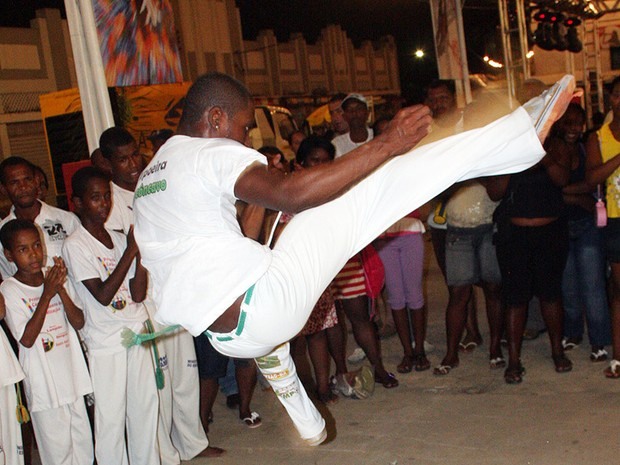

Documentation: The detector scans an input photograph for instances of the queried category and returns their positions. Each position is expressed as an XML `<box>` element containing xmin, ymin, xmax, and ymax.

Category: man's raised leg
<box><xmin>254</xmin><ymin>343</ymin><xmax>326</xmax><ymax>445</ymax></box>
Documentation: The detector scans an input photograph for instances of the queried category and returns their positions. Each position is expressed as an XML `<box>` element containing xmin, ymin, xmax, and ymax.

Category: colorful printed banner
<box><xmin>93</xmin><ymin>0</ymin><xmax>183</xmax><ymax>86</ymax></box>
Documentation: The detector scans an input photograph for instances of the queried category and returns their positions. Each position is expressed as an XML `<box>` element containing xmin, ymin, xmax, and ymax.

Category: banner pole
<box><xmin>63</xmin><ymin>0</ymin><xmax>114</xmax><ymax>153</ymax></box>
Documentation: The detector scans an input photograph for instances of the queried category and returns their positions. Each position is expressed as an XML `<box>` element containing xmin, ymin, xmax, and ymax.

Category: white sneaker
<box><xmin>347</xmin><ymin>347</ymin><xmax>366</xmax><ymax>363</ymax></box>
<box><xmin>522</xmin><ymin>74</ymin><xmax>576</xmax><ymax>142</ymax></box>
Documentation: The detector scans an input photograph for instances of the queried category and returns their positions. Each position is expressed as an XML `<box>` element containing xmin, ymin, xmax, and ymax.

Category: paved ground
<box><xmin>32</xmin><ymin>234</ymin><xmax>619</xmax><ymax>465</ymax></box>
<box><xmin>189</xmin><ymin>236</ymin><xmax>619</xmax><ymax>465</ymax></box>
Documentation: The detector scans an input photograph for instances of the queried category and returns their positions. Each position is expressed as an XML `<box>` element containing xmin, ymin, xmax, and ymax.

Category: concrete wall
<box><xmin>234</xmin><ymin>24</ymin><xmax>401</xmax><ymax>98</ymax></box>
<box><xmin>0</xmin><ymin>8</ymin><xmax>76</xmax><ymax>205</ymax></box>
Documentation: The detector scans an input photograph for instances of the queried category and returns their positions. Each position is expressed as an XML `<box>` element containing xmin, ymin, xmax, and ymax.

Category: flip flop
<box><xmin>397</xmin><ymin>356</ymin><xmax>413</xmax><ymax>373</ymax></box>
<box><xmin>413</xmin><ymin>353</ymin><xmax>431</xmax><ymax>372</ymax></box>
<box><xmin>489</xmin><ymin>356</ymin><xmax>506</xmax><ymax>369</ymax></box>
<box><xmin>458</xmin><ymin>341</ymin><xmax>478</xmax><ymax>352</ymax></box>
<box><xmin>562</xmin><ymin>338</ymin><xmax>581</xmax><ymax>351</ymax></box>
<box><xmin>504</xmin><ymin>364</ymin><xmax>526</xmax><ymax>384</ymax></box>
<box><xmin>590</xmin><ymin>348</ymin><xmax>608</xmax><ymax>363</ymax></box>
<box><xmin>604</xmin><ymin>359</ymin><xmax>620</xmax><ymax>379</ymax></box>
<box><xmin>552</xmin><ymin>354</ymin><xmax>573</xmax><ymax>373</ymax></box>
<box><xmin>433</xmin><ymin>361</ymin><xmax>459</xmax><ymax>376</ymax></box>
<box><xmin>241</xmin><ymin>411</ymin><xmax>262</xmax><ymax>429</ymax></box>
<box><xmin>375</xmin><ymin>372</ymin><xmax>399</xmax><ymax>388</ymax></box>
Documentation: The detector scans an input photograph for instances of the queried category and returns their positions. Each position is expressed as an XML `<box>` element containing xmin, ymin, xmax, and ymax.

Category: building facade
<box><xmin>0</xmin><ymin>1</ymin><xmax>401</xmax><ymax>203</ymax></box>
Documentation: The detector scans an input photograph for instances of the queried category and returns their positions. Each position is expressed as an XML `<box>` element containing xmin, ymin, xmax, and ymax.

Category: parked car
<box><xmin>250</xmin><ymin>105</ymin><xmax>298</xmax><ymax>160</ymax></box>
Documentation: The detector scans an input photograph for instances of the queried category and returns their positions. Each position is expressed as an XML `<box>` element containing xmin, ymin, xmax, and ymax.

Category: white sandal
<box><xmin>590</xmin><ymin>349</ymin><xmax>608</xmax><ymax>362</ymax></box>
<box><xmin>604</xmin><ymin>359</ymin><xmax>620</xmax><ymax>378</ymax></box>
<box><xmin>241</xmin><ymin>411</ymin><xmax>262</xmax><ymax>428</ymax></box>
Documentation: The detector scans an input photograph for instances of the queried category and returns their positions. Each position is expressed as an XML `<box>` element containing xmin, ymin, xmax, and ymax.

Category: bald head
<box><xmin>178</xmin><ymin>72</ymin><xmax>252</xmax><ymax>137</ymax></box>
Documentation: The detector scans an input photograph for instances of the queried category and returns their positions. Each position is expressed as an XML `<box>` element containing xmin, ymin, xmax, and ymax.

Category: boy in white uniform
<box><xmin>62</xmin><ymin>167</ymin><xmax>160</xmax><ymax>465</ymax></box>
<box><xmin>100</xmin><ymin>127</ymin><xmax>219</xmax><ymax>461</ymax></box>
<box><xmin>133</xmin><ymin>72</ymin><xmax>576</xmax><ymax>444</ymax></box>
<box><xmin>0</xmin><ymin>157</ymin><xmax>81</xmax><ymax>280</ymax></box>
<box><xmin>0</xmin><ymin>220</ymin><xmax>93</xmax><ymax>465</ymax></box>
<box><xmin>0</xmin><ymin>317</ymin><xmax>25</xmax><ymax>465</ymax></box>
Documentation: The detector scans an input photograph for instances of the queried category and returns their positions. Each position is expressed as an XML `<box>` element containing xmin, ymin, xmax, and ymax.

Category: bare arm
<box><xmin>52</xmin><ymin>257</ymin><xmax>85</xmax><ymax>330</ymax></box>
<box><xmin>20</xmin><ymin>262</ymin><xmax>66</xmax><ymax>348</ymax></box>
<box><xmin>562</xmin><ymin>179</ymin><xmax>592</xmax><ymax>195</ymax></box>
<box><xmin>81</xmin><ymin>229</ymin><xmax>139</xmax><ymax>306</ymax></box>
<box><xmin>541</xmin><ymin>138</ymin><xmax>571</xmax><ymax>187</ymax></box>
<box><xmin>480</xmin><ymin>175</ymin><xmax>511</xmax><ymax>201</ymax></box>
<box><xmin>585</xmin><ymin>131</ymin><xmax>620</xmax><ymax>185</ymax></box>
<box><xmin>236</xmin><ymin>201</ymin><xmax>267</xmax><ymax>241</ymax></box>
<box><xmin>59</xmin><ymin>287</ymin><xmax>85</xmax><ymax>330</ymax></box>
<box><xmin>234</xmin><ymin>105</ymin><xmax>432</xmax><ymax>213</ymax></box>
<box><xmin>129</xmin><ymin>255</ymin><xmax>148</xmax><ymax>303</ymax></box>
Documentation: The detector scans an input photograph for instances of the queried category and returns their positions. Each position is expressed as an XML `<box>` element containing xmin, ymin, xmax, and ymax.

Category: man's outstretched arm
<box><xmin>234</xmin><ymin>105</ymin><xmax>432</xmax><ymax>214</ymax></box>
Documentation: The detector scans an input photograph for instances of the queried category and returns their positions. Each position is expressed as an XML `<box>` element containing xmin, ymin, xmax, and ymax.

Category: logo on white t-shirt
<box><xmin>40</xmin><ymin>332</ymin><xmax>54</xmax><ymax>352</ymax></box>
<box><xmin>41</xmin><ymin>219</ymin><xmax>68</xmax><ymax>242</ymax></box>
<box><xmin>110</xmin><ymin>295</ymin><xmax>127</xmax><ymax>311</ymax></box>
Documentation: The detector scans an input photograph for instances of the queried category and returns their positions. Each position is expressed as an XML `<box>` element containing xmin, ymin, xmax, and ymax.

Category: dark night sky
<box><xmin>0</xmin><ymin>0</ymin><xmax>500</xmax><ymax>102</ymax></box>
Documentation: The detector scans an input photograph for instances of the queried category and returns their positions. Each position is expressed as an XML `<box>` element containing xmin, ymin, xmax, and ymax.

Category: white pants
<box><xmin>0</xmin><ymin>383</ymin><xmax>24</xmax><ymax>465</ymax></box>
<box><xmin>89</xmin><ymin>346</ymin><xmax>160</xmax><ymax>465</ymax></box>
<box><xmin>145</xmin><ymin>303</ymin><xmax>208</xmax><ymax>465</ymax></box>
<box><xmin>31</xmin><ymin>398</ymin><xmax>93</xmax><ymax>465</ymax></box>
<box><xmin>210</xmin><ymin>107</ymin><xmax>544</xmax><ymax>438</ymax></box>
<box><xmin>157</xmin><ymin>330</ymin><xmax>209</xmax><ymax>462</ymax></box>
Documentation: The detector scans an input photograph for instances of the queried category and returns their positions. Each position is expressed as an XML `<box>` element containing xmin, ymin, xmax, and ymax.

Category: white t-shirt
<box><xmin>0</xmin><ymin>201</ymin><xmax>81</xmax><ymax>280</ymax></box>
<box><xmin>0</xmin><ymin>325</ymin><xmax>24</xmax><ymax>389</ymax></box>
<box><xmin>332</xmin><ymin>129</ymin><xmax>374</xmax><ymax>158</ymax></box>
<box><xmin>133</xmin><ymin>136</ymin><xmax>271</xmax><ymax>335</ymax></box>
<box><xmin>1</xmin><ymin>278</ymin><xmax>92</xmax><ymax>412</ymax></box>
<box><xmin>62</xmin><ymin>225</ymin><xmax>148</xmax><ymax>354</ymax></box>
<box><xmin>106</xmin><ymin>182</ymin><xmax>134</xmax><ymax>234</ymax></box>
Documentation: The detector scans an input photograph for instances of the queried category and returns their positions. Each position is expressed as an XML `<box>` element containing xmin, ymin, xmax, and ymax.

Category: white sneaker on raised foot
<box><xmin>304</xmin><ymin>427</ymin><xmax>327</xmax><ymax>446</ymax></box>
<box><xmin>522</xmin><ymin>74</ymin><xmax>576</xmax><ymax>142</ymax></box>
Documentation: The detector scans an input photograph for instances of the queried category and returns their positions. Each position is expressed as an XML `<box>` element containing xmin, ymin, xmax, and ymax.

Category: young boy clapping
<box><xmin>0</xmin><ymin>219</ymin><xmax>93</xmax><ymax>465</ymax></box>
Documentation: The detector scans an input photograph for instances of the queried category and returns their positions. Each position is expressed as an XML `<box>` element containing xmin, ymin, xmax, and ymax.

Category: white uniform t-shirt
<box><xmin>332</xmin><ymin>129</ymin><xmax>373</xmax><ymax>158</ymax></box>
<box><xmin>0</xmin><ymin>201</ymin><xmax>81</xmax><ymax>280</ymax></box>
<box><xmin>0</xmin><ymin>325</ymin><xmax>23</xmax><ymax>389</ymax></box>
<box><xmin>133</xmin><ymin>136</ymin><xmax>271</xmax><ymax>335</ymax></box>
<box><xmin>106</xmin><ymin>182</ymin><xmax>134</xmax><ymax>234</ymax></box>
<box><xmin>62</xmin><ymin>225</ymin><xmax>148</xmax><ymax>354</ymax></box>
<box><xmin>1</xmin><ymin>278</ymin><xmax>92</xmax><ymax>412</ymax></box>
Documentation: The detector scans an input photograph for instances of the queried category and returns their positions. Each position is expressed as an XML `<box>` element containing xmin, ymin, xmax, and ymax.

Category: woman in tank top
<box><xmin>586</xmin><ymin>75</ymin><xmax>620</xmax><ymax>378</ymax></box>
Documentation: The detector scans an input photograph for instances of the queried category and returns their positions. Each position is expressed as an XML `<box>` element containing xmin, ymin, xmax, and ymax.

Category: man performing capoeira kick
<box><xmin>133</xmin><ymin>72</ymin><xmax>575</xmax><ymax>446</ymax></box>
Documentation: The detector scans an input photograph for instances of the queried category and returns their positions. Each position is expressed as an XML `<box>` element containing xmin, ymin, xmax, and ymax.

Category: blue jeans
<box><xmin>445</xmin><ymin>224</ymin><xmax>501</xmax><ymax>286</ymax></box>
<box><xmin>218</xmin><ymin>359</ymin><xmax>238</xmax><ymax>396</ymax></box>
<box><xmin>562</xmin><ymin>216</ymin><xmax>611</xmax><ymax>346</ymax></box>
